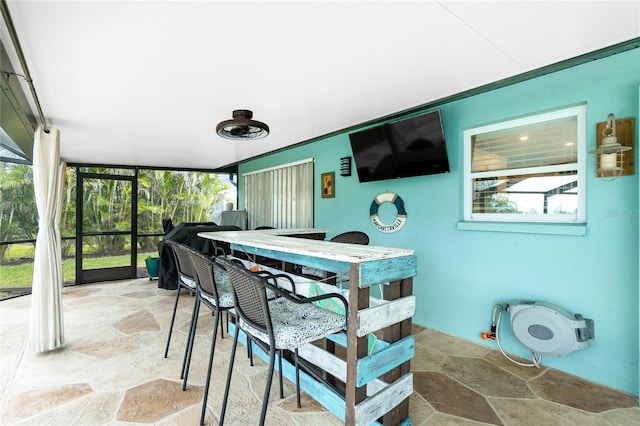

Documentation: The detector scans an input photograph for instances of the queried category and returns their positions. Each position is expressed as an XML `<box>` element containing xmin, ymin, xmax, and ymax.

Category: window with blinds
<box><xmin>243</xmin><ymin>158</ymin><xmax>314</xmax><ymax>230</ymax></box>
<box><xmin>463</xmin><ymin>106</ymin><xmax>586</xmax><ymax>222</ymax></box>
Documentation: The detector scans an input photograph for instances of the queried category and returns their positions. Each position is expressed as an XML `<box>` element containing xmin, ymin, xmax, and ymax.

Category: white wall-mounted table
<box><xmin>199</xmin><ymin>228</ymin><xmax>417</xmax><ymax>425</ymax></box>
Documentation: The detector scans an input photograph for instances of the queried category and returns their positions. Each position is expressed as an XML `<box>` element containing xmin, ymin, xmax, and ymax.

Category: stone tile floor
<box><xmin>1</xmin><ymin>278</ymin><xmax>638</xmax><ymax>425</ymax></box>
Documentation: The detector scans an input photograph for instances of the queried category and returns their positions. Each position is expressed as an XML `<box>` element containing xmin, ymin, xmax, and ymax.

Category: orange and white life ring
<box><xmin>369</xmin><ymin>192</ymin><xmax>407</xmax><ymax>233</ymax></box>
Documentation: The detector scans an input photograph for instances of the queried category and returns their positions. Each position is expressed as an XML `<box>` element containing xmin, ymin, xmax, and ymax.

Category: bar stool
<box><xmin>216</xmin><ymin>257</ymin><xmax>348</xmax><ymax>426</ymax></box>
<box><xmin>186</xmin><ymin>250</ymin><xmax>235</xmax><ymax>425</ymax></box>
<box><xmin>163</xmin><ymin>240</ymin><xmax>198</xmax><ymax>376</ymax></box>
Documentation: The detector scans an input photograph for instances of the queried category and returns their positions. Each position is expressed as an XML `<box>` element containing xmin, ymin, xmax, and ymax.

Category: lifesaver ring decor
<box><xmin>369</xmin><ymin>192</ymin><xmax>407</xmax><ymax>233</ymax></box>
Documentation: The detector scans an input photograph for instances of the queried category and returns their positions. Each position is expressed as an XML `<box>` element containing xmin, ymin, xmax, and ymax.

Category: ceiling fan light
<box><xmin>216</xmin><ymin>109</ymin><xmax>269</xmax><ymax>140</ymax></box>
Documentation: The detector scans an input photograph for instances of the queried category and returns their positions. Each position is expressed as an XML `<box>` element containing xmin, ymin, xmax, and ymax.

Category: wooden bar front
<box><xmin>199</xmin><ymin>229</ymin><xmax>417</xmax><ymax>425</ymax></box>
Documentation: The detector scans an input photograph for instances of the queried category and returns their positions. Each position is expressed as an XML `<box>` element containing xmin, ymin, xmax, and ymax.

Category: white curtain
<box><xmin>28</xmin><ymin>126</ymin><xmax>65</xmax><ymax>352</ymax></box>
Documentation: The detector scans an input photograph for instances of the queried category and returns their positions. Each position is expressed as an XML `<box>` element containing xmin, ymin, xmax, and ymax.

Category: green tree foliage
<box><xmin>60</xmin><ymin>168</ymin><xmax>76</xmax><ymax>257</ymax></box>
<box><xmin>1</xmin><ymin>162</ymin><xmax>230</xmax><ymax>262</ymax></box>
<box><xmin>137</xmin><ymin>169</ymin><xmax>228</xmax><ymax>243</ymax></box>
<box><xmin>0</xmin><ymin>163</ymin><xmax>37</xmax><ymax>261</ymax></box>
<box><xmin>80</xmin><ymin>172</ymin><xmax>133</xmax><ymax>255</ymax></box>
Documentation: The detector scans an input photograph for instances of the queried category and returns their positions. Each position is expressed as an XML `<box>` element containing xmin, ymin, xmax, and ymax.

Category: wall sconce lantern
<box><xmin>589</xmin><ymin>113</ymin><xmax>634</xmax><ymax>178</ymax></box>
<box><xmin>340</xmin><ymin>156</ymin><xmax>352</xmax><ymax>177</ymax></box>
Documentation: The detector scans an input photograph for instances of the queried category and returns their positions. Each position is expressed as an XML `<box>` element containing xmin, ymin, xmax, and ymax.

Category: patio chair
<box><xmin>330</xmin><ymin>230</ymin><xmax>369</xmax><ymax>245</ymax></box>
<box><xmin>164</xmin><ymin>240</ymin><xmax>227</xmax><ymax>385</ymax></box>
<box><xmin>185</xmin><ymin>249</ymin><xmax>236</xmax><ymax>425</ymax></box>
<box><xmin>216</xmin><ymin>257</ymin><xmax>347</xmax><ymax>426</ymax></box>
<box><xmin>300</xmin><ymin>230</ymin><xmax>370</xmax><ymax>280</ymax></box>
<box><xmin>163</xmin><ymin>240</ymin><xmax>198</xmax><ymax>370</ymax></box>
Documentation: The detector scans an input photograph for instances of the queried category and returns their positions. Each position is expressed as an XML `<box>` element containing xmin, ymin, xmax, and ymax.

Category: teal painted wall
<box><xmin>238</xmin><ymin>48</ymin><xmax>640</xmax><ymax>396</ymax></box>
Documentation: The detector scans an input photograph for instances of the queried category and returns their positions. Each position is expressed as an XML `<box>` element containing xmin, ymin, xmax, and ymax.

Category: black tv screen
<box><xmin>349</xmin><ymin>109</ymin><xmax>449</xmax><ymax>182</ymax></box>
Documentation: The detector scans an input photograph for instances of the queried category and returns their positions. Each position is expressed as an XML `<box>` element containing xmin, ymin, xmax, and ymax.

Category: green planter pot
<box><xmin>145</xmin><ymin>257</ymin><xmax>160</xmax><ymax>279</ymax></box>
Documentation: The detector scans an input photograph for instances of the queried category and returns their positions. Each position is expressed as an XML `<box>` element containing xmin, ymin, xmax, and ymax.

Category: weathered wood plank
<box><xmin>354</xmin><ymin>373</ymin><xmax>413</xmax><ymax>426</ymax></box>
<box><xmin>356</xmin><ymin>336</ymin><xmax>414</xmax><ymax>387</ymax></box>
<box><xmin>346</xmin><ymin>263</ymin><xmax>370</xmax><ymax>425</ymax></box>
<box><xmin>357</xmin><ymin>296</ymin><xmax>416</xmax><ymax>337</ymax></box>
<box><xmin>382</xmin><ymin>278</ymin><xmax>413</xmax><ymax>425</ymax></box>
<box><xmin>325</xmin><ymin>332</ymin><xmax>348</xmax><ymax>348</ymax></box>
<box><xmin>231</xmin><ymin>243</ymin><xmax>351</xmax><ymax>273</ymax></box>
<box><xmin>298</xmin><ymin>342</ymin><xmax>345</xmax><ymax>381</ymax></box>
<box><xmin>201</xmin><ymin>229</ymin><xmax>414</xmax><ymax>263</ymax></box>
<box><xmin>326</xmin><ymin>332</ymin><xmax>383</xmax><ymax>356</ymax></box>
<box><xmin>297</xmin><ymin>342</ymin><xmax>389</xmax><ymax>395</ymax></box>
<box><xmin>279</xmin><ymin>351</ymin><xmax>347</xmax><ymax>420</ymax></box>
<box><xmin>358</xmin><ymin>256</ymin><xmax>417</xmax><ymax>287</ymax></box>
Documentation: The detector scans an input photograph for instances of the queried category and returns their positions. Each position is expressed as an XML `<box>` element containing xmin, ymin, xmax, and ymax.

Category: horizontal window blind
<box><xmin>472</xmin><ymin>116</ymin><xmax>578</xmax><ymax>172</ymax></box>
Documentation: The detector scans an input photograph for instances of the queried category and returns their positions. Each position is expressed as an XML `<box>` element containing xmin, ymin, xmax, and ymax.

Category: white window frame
<box><xmin>463</xmin><ymin>106</ymin><xmax>587</xmax><ymax>223</ymax></box>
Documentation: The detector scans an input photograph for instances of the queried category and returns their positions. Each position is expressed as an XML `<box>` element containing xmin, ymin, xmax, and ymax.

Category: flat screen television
<box><xmin>349</xmin><ymin>109</ymin><xmax>449</xmax><ymax>182</ymax></box>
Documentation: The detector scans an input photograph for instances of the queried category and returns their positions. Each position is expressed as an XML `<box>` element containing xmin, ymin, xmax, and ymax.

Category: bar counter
<box><xmin>199</xmin><ymin>228</ymin><xmax>417</xmax><ymax>426</ymax></box>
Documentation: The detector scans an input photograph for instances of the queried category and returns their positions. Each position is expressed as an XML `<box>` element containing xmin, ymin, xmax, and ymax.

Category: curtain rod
<box><xmin>0</xmin><ymin>0</ymin><xmax>49</xmax><ymax>133</ymax></box>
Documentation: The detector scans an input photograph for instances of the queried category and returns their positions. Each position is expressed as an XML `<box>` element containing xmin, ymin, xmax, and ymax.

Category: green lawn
<box><xmin>3</xmin><ymin>243</ymin><xmax>36</xmax><ymax>260</ymax></box>
<box><xmin>1</xmin><ymin>242</ymin><xmax>158</xmax><ymax>300</ymax></box>
<box><xmin>0</xmin><ymin>253</ymin><xmax>155</xmax><ymax>289</ymax></box>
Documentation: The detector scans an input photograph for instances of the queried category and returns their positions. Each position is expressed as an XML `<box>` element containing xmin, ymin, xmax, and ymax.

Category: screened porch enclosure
<box><xmin>0</xmin><ymin>163</ymin><xmax>236</xmax><ymax>299</ymax></box>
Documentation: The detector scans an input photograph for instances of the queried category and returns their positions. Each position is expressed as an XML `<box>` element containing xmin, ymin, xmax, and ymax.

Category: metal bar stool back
<box><xmin>186</xmin><ymin>249</ymin><xmax>235</xmax><ymax>425</ymax></box>
<box><xmin>216</xmin><ymin>257</ymin><xmax>347</xmax><ymax>426</ymax></box>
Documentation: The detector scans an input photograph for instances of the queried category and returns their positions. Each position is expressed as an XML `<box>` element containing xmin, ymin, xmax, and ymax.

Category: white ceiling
<box><xmin>2</xmin><ymin>1</ymin><xmax>639</xmax><ymax>171</ymax></box>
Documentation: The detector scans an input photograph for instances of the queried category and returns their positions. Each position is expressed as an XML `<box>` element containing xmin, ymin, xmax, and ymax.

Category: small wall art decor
<box><xmin>321</xmin><ymin>172</ymin><xmax>335</xmax><ymax>198</ymax></box>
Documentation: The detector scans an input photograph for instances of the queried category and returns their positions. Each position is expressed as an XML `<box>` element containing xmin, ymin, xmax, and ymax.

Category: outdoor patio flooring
<box><xmin>1</xmin><ymin>277</ymin><xmax>639</xmax><ymax>425</ymax></box>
